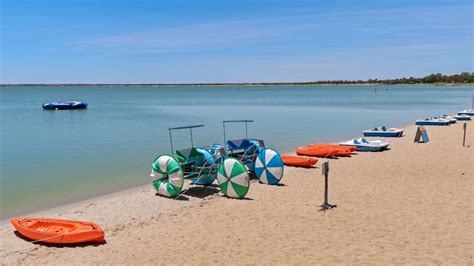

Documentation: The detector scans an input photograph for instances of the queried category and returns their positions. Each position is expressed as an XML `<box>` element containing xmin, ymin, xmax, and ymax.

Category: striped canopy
<box><xmin>255</xmin><ymin>148</ymin><xmax>284</xmax><ymax>185</ymax></box>
<box><xmin>217</xmin><ymin>158</ymin><xmax>250</xmax><ymax>198</ymax></box>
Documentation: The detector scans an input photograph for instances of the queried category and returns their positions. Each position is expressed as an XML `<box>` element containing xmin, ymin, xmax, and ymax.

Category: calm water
<box><xmin>1</xmin><ymin>85</ymin><xmax>473</xmax><ymax>218</ymax></box>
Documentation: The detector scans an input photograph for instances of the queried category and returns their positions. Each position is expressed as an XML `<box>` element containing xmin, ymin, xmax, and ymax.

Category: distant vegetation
<box><xmin>2</xmin><ymin>72</ymin><xmax>473</xmax><ymax>86</ymax></box>
<box><xmin>308</xmin><ymin>72</ymin><xmax>474</xmax><ymax>85</ymax></box>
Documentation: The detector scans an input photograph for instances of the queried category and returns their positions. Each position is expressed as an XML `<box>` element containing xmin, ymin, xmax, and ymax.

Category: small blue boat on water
<box><xmin>42</xmin><ymin>101</ymin><xmax>88</xmax><ymax>110</ymax></box>
<box><xmin>363</xmin><ymin>126</ymin><xmax>404</xmax><ymax>137</ymax></box>
<box><xmin>415</xmin><ymin>117</ymin><xmax>450</xmax><ymax>126</ymax></box>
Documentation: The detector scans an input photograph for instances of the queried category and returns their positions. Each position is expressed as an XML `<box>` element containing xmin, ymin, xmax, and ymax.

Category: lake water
<box><xmin>1</xmin><ymin>85</ymin><xmax>473</xmax><ymax>219</ymax></box>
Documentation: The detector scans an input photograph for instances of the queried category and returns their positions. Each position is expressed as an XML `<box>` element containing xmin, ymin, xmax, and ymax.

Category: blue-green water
<box><xmin>1</xmin><ymin>85</ymin><xmax>473</xmax><ymax>218</ymax></box>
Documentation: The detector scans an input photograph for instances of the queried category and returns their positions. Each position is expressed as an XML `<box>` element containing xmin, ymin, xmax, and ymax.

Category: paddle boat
<box><xmin>339</xmin><ymin>138</ymin><xmax>389</xmax><ymax>152</ymax></box>
<box><xmin>222</xmin><ymin>120</ymin><xmax>284</xmax><ymax>185</ymax></box>
<box><xmin>42</xmin><ymin>101</ymin><xmax>88</xmax><ymax>110</ymax></box>
<box><xmin>452</xmin><ymin>114</ymin><xmax>471</xmax><ymax>121</ymax></box>
<box><xmin>415</xmin><ymin>117</ymin><xmax>450</xmax><ymax>126</ymax></box>
<box><xmin>438</xmin><ymin>115</ymin><xmax>457</xmax><ymax>124</ymax></box>
<box><xmin>362</xmin><ymin>126</ymin><xmax>404</xmax><ymax>137</ymax></box>
<box><xmin>457</xmin><ymin>109</ymin><xmax>474</xmax><ymax>116</ymax></box>
<box><xmin>11</xmin><ymin>217</ymin><xmax>104</xmax><ymax>244</ymax></box>
<box><xmin>150</xmin><ymin>125</ymin><xmax>242</xmax><ymax>198</ymax></box>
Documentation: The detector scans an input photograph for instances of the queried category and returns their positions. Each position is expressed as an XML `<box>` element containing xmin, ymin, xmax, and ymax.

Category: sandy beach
<box><xmin>1</xmin><ymin>121</ymin><xmax>473</xmax><ymax>264</ymax></box>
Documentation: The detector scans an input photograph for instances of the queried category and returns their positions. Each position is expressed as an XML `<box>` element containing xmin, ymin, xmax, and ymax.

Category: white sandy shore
<box><xmin>1</xmin><ymin>122</ymin><xmax>473</xmax><ymax>264</ymax></box>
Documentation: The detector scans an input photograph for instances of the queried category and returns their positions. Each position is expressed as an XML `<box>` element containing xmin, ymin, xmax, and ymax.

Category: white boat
<box><xmin>415</xmin><ymin>117</ymin><xmax>450</xmax><ymax>126</ymax></box>
<box><xmin>457</xmin><ymin>109</ymin><xmax>474</xmax><ymax>116</ymax></box>
<box><xmin>363</xmin><ymin>126</ymin><xmax>404</xmax><ymax>137</ymax></box>
<box><xmin>439</xmin><ymin>115</ymin><xmax>457</xmax><ymax>124</ymax></box>
<box><xmin>339</xmin><ymin>138</ymin><xmax>389</xmax><ymax>152</ymax></box>
<box><xmin>452</xmin><ymin>114</ymin><xmax>471</xmax><ymax>121</ymax></box>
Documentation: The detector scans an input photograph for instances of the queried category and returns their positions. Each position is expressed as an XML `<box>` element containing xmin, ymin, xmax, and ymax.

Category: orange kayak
<box><xmin>307</xmin><ymin>143</ymin><xmax>357</xmax><ymax>152</ymax></box>
<box><xmin>11</xmin><ymin>217</ymin><xmax>105</xmax><ymax>244</ymax></box>
<box><xmin>296</xmin><ymin>147</ymin><xmax>341</xmax><ymax>157</ymax></box>
<box><xmin>281</xmin><ymin>155</ymin><xmax>318</xmax><ymax>167</ymax></box>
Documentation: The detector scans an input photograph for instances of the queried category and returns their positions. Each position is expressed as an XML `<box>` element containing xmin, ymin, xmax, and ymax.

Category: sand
<box><xmin>1</xmin><ymin>122</ymin><xmax>473</xmax><ymax>265</ymax></box>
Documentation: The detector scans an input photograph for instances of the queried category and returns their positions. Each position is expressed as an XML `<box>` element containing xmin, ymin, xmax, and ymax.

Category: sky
<box><xmin>0</xmin><ymin>0</ymin><xmax>473</xmax><ymax>83</ymax></box>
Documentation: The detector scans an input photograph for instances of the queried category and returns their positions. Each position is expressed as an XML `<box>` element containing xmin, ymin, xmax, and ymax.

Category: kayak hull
<box><xmin>296</xmin><ymin>147</ymin><xmax>351</xmax><ymax>157</ymax></box>
<box><xmin>11</xmin><ymin>218</ymin><xmax>104</xmax><ymax>244</ymax></box>
<box><xmin>281</xmin><ymin>155</ymin><xmax>317</xmax><ymax>167</ymax></box>
<box><xmin>307</xmin><ymin>144</ymin><xmax>357</xmax><ymax>152</ymax></box>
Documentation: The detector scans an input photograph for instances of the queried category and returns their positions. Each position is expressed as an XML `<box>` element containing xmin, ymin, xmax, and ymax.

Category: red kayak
<box><xmin>281</xmin><ymin>155</ymin><xmax>318</xmax><ymax>167</ymax></box>
<box><xmin>11</xmin><ymin>217</ymin><xmax>105</xmax><ymax>244</ymax></box>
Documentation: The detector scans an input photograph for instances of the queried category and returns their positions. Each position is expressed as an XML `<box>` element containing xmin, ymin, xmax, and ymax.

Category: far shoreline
<box><xmin>1</xmin><ymin>83</ymin><xmax>474</xmax><ymax>87</ymax></box>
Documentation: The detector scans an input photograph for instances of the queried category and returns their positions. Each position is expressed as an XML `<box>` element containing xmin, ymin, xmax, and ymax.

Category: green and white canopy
<box><xmin>217</xmin><ymin>158</ymin><xmax>250</xmax><ymax>199</ymax></box>
<box><xmin>151</xmin><ymin>155</ymin><xmax>184</xmax><ymax>198</ymax></box>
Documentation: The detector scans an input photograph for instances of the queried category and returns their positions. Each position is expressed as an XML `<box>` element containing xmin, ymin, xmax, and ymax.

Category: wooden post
<box><xmin>463</xmin><ymin>123</ymin><xmax>467</xmax><ymax>147</ymax></box>
<box><xmin>320</xmin><ymin>162</ymin><xmax>336</xmax><ymax>210</ymax></box>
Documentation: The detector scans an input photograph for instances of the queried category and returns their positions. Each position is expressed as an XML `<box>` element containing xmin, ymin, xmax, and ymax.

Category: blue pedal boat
<box><xmin>452</xmin><ymin>114</ymin><xmax>471</xmax><ymax>121</ymax></box>
<box><xmin>339</xmin><ymin>138</ymin><xmax>389</xmax><ymax>152</ymax></box>
<box><xmin>457</xmin><ymin>109</ymin><xmax>474</xmax><ymax>116</ymax></box>
<box><xmin>363</xmin><ymin>126</ymin><xmax>404</xmax><ymax>137</ymax></box>
<box><xmin>415</xmin><ymin>117</ymin><xmax>450</xmax><ymax>126</ymax></box>
<box><xmin>42</xmin><ymin>101</ymin><xmax>88</xmax><ymax>110</ymax></box>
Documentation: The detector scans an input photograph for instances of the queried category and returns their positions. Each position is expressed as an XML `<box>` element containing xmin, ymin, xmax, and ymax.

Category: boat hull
<box><xmin>281</xmin><ymin>155</ymin><xmax>317</xmax><ymax>167</ymax></box>
<box><xmin>453</xmin><ymin>116</ymin><xmax>471</xmax><ymax>121</ymax></box>
<box><xmin>11</xmin><ymin>218</ymin><xmax>104</xmax><ymax>244</ymax></box>
<box><xmin>340</xmin><ymin>144</ymin><xmax>388</xmax><ymax>152</ymax></box>
<box><xmin>457</xmin><ymin>111</ymin><xmax>474</xmax><ymax>116</ymax></box>
<box><xmin>415</xmin><ymin>121</ymin><xmax>450</xmax><ymax>126</ymax></box>
<box><xmin>363</xmin><ymin>131</ymin><xmax>403</xmax><ymax>137</ymax></box>
<box><xmin>42</xmin><ymin>102</ymin><xmax>88</xmax><ymax>110</ymax></box>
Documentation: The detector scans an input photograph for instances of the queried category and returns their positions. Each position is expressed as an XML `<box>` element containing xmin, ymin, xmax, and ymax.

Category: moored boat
<box><xmin>339</xmin><ymin>138</ymin><xmax>389</xmax><ymax>152</ymax></box>
<box><xmin>42</xmin><ymin>101</ymin><xmax>88</xmax><ymax>110</ymax></box>
<box><xmin>362</xmin><ymin>126</ymin><xmax>404</xmax><ymax>137</ymax></box>
<box><xmin>452</xmin><ymin>114</ymin><xmax>471</xmax><ymax>121</ymax></box>
<box><xmin>439</xmin><ymin>115</ymin><xmax>457</xmax><ymax>124</ymax></box>
<box><xmin>415</xmin><ymin>117</ymin><xmax>450</xmax><ymax>126</ymax></box>
<box><xmin>281</xmin><ymin>155</ymin><xmax>318</xmax><ymax>167</ymax></box>
<box><xmin>457</xmin><ymin>109</ymin><xmax>474</xmax><ymax>116</ymax></box>
<box><xmin>11</xmin><ymin>217</ymin><xmax>104</xmax><ymax>244</ymax></box>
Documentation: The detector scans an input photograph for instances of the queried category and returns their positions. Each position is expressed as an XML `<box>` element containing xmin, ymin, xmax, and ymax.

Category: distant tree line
<box><xmin>2</xmin><ymin>72</ymin><xmax>473</xmax><ymax>87</ymax></box>
<box><xmin>308</xmin><ymin>72</ymin><xmax>474</xmax><ymax>85</ymax></box>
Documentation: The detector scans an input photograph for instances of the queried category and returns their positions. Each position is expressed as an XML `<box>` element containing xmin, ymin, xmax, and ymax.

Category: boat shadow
<box><xmin>13</xmin><ymin>231</ymin><xmax>107</xmax><ymax>247</ymax></box>
<box><xmin>183</xmin><ymin>186</ymin><xmax>220</xmax><ymax>199</ymax></box>
<box><xmin>156</xmin><ymin>184</ymin><xmax>221</xmax><ymax>201</ymax></box>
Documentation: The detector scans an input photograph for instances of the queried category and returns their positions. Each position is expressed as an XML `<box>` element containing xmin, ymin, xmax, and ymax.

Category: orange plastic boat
<box><xmin>307</xmin><ymin>143</ymin><xmax>357</xmax><ymax>152</ymax></box>
<box><xmin>296</xmin><ymin>147</ymin><xmax>341</xmax><ymax>157</ymax></box>
<box><xmin>11</xmin><ymin>217</ymin><xmax>105</xmax><ymax>244</ymax></box>
<box><xmin>281</xmin><ymin>155</ymin><xmax>318</xmax><ymax>167</ymax></box>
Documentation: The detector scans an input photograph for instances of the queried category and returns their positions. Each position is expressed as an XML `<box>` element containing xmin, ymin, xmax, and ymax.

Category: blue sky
<box><xmin>1</xmin><ymin>0</ymin><xmax>472</xmax><ymax>83</ymax></box>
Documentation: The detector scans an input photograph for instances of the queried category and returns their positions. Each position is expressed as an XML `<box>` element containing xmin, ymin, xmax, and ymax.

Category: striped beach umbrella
<box><xmin>255</xmin><ymin>148</ymin><xmax>284</xmax><ymax>185</ymax></box>
<box><xmin>217</xmin><ymin>158</ymin><xmax>250</xmax><ymax>198</ymax></box>
<box><xmin>151</xmin><ymin>155</ymin><xmax>184</xmax><ymax>198</ymax></box>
